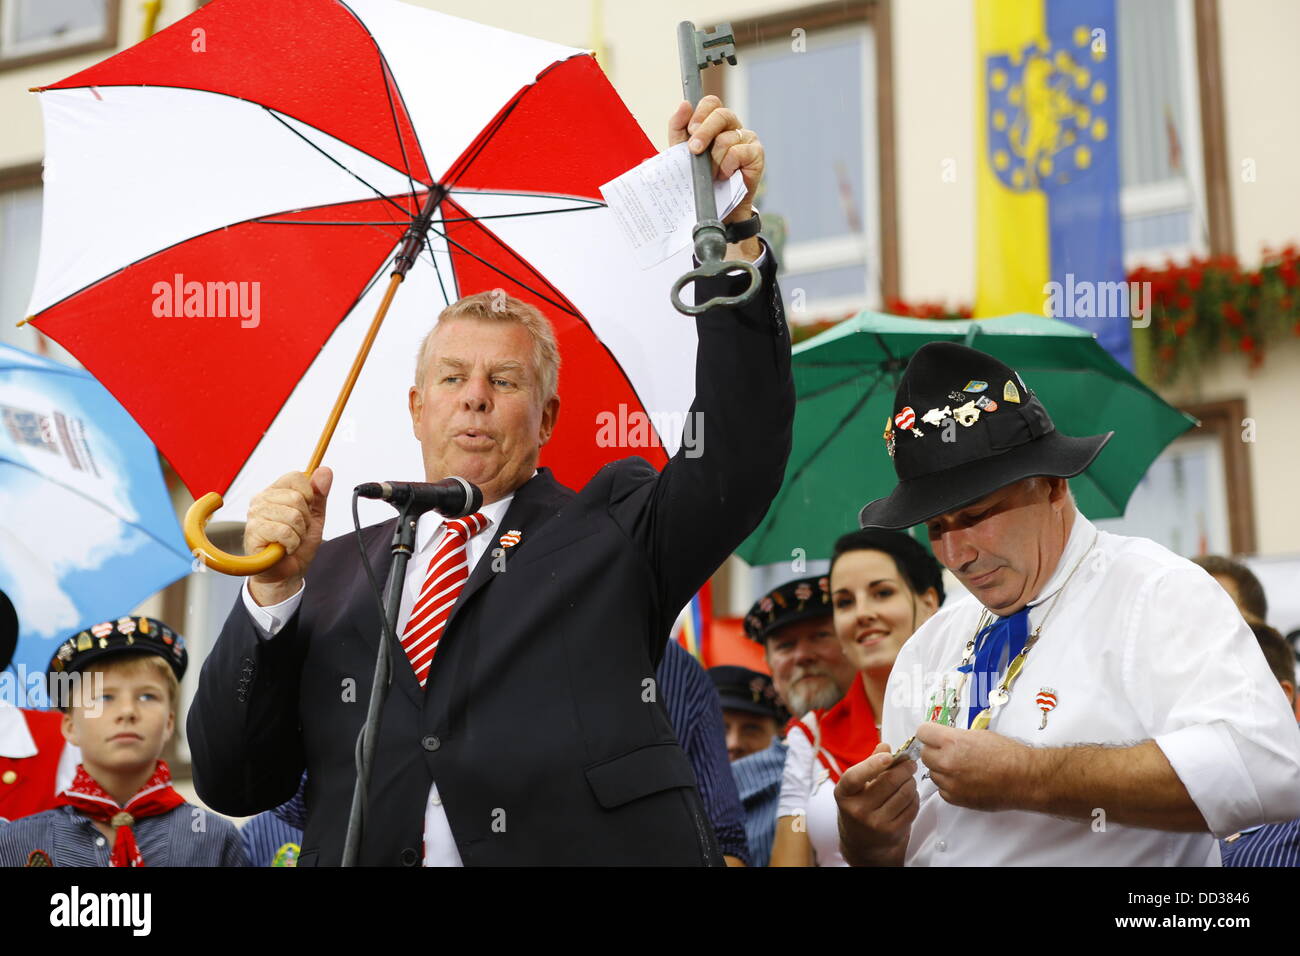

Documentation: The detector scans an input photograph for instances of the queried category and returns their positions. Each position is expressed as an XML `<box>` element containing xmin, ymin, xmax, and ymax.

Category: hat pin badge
<box><xmin>920</xmin><ymin>405</ymin><xmax>951</xmax><ymax>428</ymax></box>
<box><xmin>499</xmin><ymin>529</ymin><xmax>522</xmax><ymax>549</ymax></box>
<box><xmin>1035</xmin><ymin>688</ymin><xmax>1058</xmax><ymax>730</ymax></box>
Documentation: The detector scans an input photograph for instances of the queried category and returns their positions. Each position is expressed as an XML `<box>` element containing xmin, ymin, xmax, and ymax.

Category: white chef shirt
<box><xmin>880</xmin><ymin>512</ymin><xmax>1300</xmax><ymax>867</ymax></box>
<box><xmin>242</xmin><ymin>490</ymin><xmax>517</xmax><ymax>867</ymax></box>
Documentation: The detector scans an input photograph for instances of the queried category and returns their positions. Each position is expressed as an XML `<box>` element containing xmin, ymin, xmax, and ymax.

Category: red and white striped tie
<box><xmin>400</xmin><ymin>512</ymin><xmax>490</xmax><ymax>687</ymax></box>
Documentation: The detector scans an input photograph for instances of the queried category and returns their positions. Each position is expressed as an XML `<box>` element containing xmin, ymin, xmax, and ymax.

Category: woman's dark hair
<box><xmin>829</xmin><ymin>529</ymin><xmax>946</xmax><ymax>606</ymax></box>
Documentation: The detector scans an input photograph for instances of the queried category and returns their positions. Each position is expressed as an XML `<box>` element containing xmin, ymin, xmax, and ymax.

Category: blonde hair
<box><xmin>81</xmin><ymin>654</ymin><xmax>180</xmax><ymax>715</ymax></box>
<box><xmin>414</xmin><ymin>292</ymin><xmax>561</xmax><ymax>402</ymax></box>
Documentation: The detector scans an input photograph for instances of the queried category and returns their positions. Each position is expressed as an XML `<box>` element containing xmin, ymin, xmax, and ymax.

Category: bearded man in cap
<box><xmin>835</xmin><ymin>342</ymin><xmax>1300</xmax><ymax>866</ymax></box>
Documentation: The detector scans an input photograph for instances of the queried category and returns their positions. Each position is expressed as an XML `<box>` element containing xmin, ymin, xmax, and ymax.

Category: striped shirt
<box><xmin>0</xmin><ymin>803</ymin><xmax>247</xmax><ymax>867</ymax></box>
<box><xmin>731</xmin><ymin>737</ymin><xmax>787</xmax><ymax>867</ymax></box>
<box><xmin>657</xmin><ymin>641</ymin><xmax>750</xmax><ymax>865</ymax></box>
<box><xmin>1220</xmin><ymin>818</ymin><xmax>1300</xmax><ymax>867</ymax></box>
<box><xmin>241</xmin><ymin>774</ymin><xmax>306</xmax><ymax>866</ymax></box>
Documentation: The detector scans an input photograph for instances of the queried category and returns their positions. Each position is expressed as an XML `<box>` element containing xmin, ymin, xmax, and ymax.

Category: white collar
<box><xmin>1028</xmin><ymin>510</ymin><xmax>1098</xmax><ymax>609</ymax></box>
<box><xmin>0</xmin><ymin>701</ymin><xmax>38</xmax><ymax>759</ymax></box>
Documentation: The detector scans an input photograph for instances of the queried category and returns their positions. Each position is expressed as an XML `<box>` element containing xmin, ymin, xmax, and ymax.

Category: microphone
<box><xmin>355</xmin><ymin>477</ymin><xmax>483</xmax><ymax>517</ymax></box>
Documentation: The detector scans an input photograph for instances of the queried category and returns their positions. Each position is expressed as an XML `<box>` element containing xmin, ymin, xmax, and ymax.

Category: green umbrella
<box><xmin>738</xmin><ymin>312</ymin><xmax>1197</xmax><ymax>566</ymax></box>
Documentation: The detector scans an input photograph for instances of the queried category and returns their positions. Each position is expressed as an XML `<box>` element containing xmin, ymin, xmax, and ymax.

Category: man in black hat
<box><xmin>726</xmin><ymin>577</ymin><xmax>854</xmax><ymax>867</ymax></box>
<box><xmin>710</xmin><ymin>665</ymin><xmax>787</xmax><ymax>763</ymax></box>
<box><xmin>835</xmin><ymin>341</ymin><xmax>1300</xmax><ymax>866</ymax></box>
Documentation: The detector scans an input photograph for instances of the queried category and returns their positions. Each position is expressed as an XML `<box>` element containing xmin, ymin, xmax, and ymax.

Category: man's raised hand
<box><xmin>246</xmin><ymin>466</ymin><xmax>332</xmax><ymax>607</ymax></box>
<box><xmin>668</xmin><ymin>96</ymin><xmax>765</xmax><ymax>261</ymax></box>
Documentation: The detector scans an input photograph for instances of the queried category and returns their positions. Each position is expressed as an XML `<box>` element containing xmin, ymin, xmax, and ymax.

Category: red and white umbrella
<box><xmin>26</xmin><ymin>0</ymin><xmax>701</xmax><ymax>561</ymax></box>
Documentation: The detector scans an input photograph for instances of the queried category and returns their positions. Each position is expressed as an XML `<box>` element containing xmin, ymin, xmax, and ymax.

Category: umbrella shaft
<box><xmin>306</xmin><ymin>273</ymin><xmax>404</xmax><ymax>474</ymax></box>
<box><xmin>393</xmin><ymin>186</ymin><xmax>446</xmax><ymax>278</ymax></box>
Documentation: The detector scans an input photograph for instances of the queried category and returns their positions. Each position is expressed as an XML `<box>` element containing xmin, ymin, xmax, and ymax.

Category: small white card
<box><xmin>599</xmin><ymin>142</ymin><xmax>747</xmax><ymax>270</ymax></box>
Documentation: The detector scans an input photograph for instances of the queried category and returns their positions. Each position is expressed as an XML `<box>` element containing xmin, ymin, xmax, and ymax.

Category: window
<box><xmin>1093</xmin><ymin>398</ymin><xmax>1256</xmax><ymax>556</ymax></box>
<box><xmin>708</xmin><ymin>2</ymin><xmax>896</xmax><ymax>324</ymax></box>
<box><xmin>0</xmin><ymin>0</ymin><xmax>118</xmax><ymax>71</ymax></box>
<box><xmin>1116</xmin><ymin>0</ymin><xmax>1210</xmax><ymax>264</ymax></box>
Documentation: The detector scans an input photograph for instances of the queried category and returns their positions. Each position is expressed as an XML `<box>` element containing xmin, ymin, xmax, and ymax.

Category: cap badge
<box><xmin>894</xmin><ymin>407</ymin><xmax>916</xmax><ymax>430</ymax></box>
<box><xmin>974</xmin><ymin>396</ymin><xmax>998</xmax><ymax>412</ymax></box>
<box><xmin>952</xmin><ymin>401</ymin><xmax>981</xmax><ymax>427</ymax></box>
<box><xmin>90</xmin><ymin>622</ymin><xmax>113</xmax><ymax>639</ymax></box>
<box><xmin>963</xmin><ymin>380</ymin><xmax>988</xmax><ymax>393</ymax></box>
<box><xmin>920</xmin><ymin>406</ymin><xmax>951</xmax><ymax>428</ymax></box>
<box><xmin>1004</xmin><ymin>379</ymin><xmax>1022</xmax><ymax>403</ymax></box>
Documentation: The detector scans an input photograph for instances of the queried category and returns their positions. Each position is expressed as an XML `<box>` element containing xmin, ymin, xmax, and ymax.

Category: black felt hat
<box><xmin>858</xmin><ymin>342</ymin><xmax>1112</xmax><ymax>530</ymax></box>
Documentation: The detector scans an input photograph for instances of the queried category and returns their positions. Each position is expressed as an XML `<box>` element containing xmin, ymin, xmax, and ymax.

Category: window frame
<box><xmin>1118</xmin><ymin>0</ymin><xmax>1233</xmax><ymax>267</ymax></box>
<box><xmin>701</xmin><ymin>0</ymin><xmax>899</xmax><ymax>320</ymax></box>
<box><xmin>1118</xmin><ymin>0</ymin><xmax>1211</xmax><ymax>268</ymax></box>
<box><xmin>0</xmin><ymin>0</ymin><xmax>120</xmax><ymax>73</ymax></box>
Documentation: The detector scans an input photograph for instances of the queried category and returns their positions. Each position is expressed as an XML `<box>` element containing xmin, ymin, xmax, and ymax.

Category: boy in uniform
<box><xmin>0</xmin><ymin>616</ymin><xmax>246</xmax><ymax>866</ymax></box>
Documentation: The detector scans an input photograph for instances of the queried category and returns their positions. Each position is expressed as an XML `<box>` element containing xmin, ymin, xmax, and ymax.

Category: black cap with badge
<box><xmin>47</xmin><ymin>615</ymin><xmax>188</xmax><ymax>686</ymax></box>
<box><xmin>709</xmin><ymin>666</ymin><xmax>789</xmax><ymax>724</ymax></box>
<box><xmin>860</xmin><ymin>342</ymin><xmax>1112</xmax><ymax>530</ymax></box>
<box><xmin>741</xmin><ymin>574</ymin><xmax>832</xmax><ymax>645</ymax></box>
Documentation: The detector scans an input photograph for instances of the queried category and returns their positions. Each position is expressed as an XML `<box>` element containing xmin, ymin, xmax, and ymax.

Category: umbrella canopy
<box><xmin>0</xmin><ymin>345</ymin><xmax>190</xmax><ymax>704</ymax></box>
<box><xmin>26</xmin><ymin>0</ymin><xmax>700</xmax><ymax>541</ymax></box>
<box><xmin>738</xmin><ymin>312</ymin><xmax>1197</xmax><ymax>566</ymax></box>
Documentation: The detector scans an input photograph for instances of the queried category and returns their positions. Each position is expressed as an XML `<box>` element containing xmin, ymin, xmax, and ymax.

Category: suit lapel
<box><xmin>446</xmin><ymin>469</ymin><xmax>570</xmax><ymax>632</ymax></box>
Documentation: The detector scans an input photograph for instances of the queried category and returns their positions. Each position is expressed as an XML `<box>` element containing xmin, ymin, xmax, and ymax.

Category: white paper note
<box><xmin>599</xmin><ymin>142</ymin><xmax>747</xmax><ymax>269</ymax></box>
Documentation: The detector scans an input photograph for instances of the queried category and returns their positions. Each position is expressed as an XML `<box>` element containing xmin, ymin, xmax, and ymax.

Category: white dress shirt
<box><xmin>880</xmin><ymin>512</ymin><xmax>1300</xmax><ymax>867</ymax></box>
<box><xmin>242</xmin><ymin>490</ymin><xmax>517</xmax><ymax>867</ymax></box>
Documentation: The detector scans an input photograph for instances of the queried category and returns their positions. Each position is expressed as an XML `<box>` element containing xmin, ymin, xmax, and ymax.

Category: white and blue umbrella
<box><xmin>0</xmin><ymin>345</ymin><xmax>191</xmax><ymax>705</ymax></box>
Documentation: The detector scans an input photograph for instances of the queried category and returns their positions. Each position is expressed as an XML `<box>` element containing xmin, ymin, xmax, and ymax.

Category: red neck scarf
<box><xmin>786</xmin><ymin>673</ymin><xmax>880</xmax><ymax>783</ymax></box>
<box><xmin>56</xmin><ymin>761</ymin><xmax>185</xmax><ymax>867</ymax></box>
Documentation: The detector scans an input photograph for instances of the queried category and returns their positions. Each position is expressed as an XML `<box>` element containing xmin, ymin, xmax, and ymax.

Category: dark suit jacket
<box><xmin>188</xmin><ymin>253</ymin><xmax>793</xmax><ymax>865</ymax></box>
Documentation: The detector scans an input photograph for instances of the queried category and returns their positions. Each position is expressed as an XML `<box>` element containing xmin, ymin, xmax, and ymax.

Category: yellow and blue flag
<box><xmin>976</xmin><ymin>0</ymin><xmax>1131</xmax><ymax>367</ymax></box>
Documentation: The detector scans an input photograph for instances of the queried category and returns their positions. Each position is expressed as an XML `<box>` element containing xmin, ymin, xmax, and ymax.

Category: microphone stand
<box><xmin>341</xmin><ymin>504</ymin><xmax>420</xmax><ymax>867</ymax></box>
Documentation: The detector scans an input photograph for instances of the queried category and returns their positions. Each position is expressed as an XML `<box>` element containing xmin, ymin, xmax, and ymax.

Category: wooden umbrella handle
<box><xmin>184</xmin><ymin>272</ymin><xmax>408</xmax><ymax>576</ymax></box>
<box><xmin>185</xmin><ymin>492</ymin><xmax>285</xmax><ymax>575</ymax></box>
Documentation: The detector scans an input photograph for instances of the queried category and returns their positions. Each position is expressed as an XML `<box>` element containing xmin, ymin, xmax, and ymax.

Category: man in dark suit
<box><xmin>188</xmin><ymin>96</ymin><xmax>793</xmax><ymax>865</ymax></box>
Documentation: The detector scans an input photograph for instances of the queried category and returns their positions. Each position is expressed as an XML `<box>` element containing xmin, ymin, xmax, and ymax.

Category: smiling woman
<box><xmin>770</xmin><ymin>529</ymin><xmax>944</xmax><ymax>867</ymax></box>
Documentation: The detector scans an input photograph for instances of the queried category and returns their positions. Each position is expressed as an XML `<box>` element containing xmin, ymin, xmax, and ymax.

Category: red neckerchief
<box><xmin>55</xmin><ymin>761</ymin><xmax>185</xmax><ymax>867</ymax></box>
<box><xmin>786</xmin><ymin>673</ymin><xmax>880</xmax><ymax>784</ymax></box>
